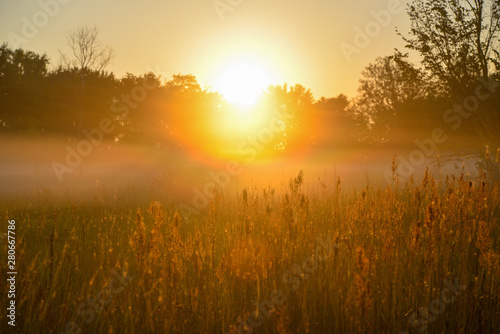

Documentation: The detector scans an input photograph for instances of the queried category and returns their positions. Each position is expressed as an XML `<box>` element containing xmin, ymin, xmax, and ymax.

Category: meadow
<box><xmin>1</xmin><ymin>157</ymin><xmax>499</xmax><ymax>334</ymax></box>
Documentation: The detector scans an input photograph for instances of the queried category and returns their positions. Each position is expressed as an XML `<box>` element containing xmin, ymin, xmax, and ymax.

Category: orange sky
<box><xmin>0</xmin><ymin>0</ymin><xmax>411</xmax><ymax>98</ymax></box>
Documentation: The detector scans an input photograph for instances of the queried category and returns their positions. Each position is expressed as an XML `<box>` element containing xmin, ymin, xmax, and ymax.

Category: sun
<box><xmin>215</xmin><ymin>64</ymin><xmax>271</xmax><ymax>106</ymax></box>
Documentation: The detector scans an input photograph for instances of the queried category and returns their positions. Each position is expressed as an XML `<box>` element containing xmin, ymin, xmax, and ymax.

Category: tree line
<box><xmin>1</xmin><ymin>0</ymin><xmax>499</xmax><ymax>152</ymax></box>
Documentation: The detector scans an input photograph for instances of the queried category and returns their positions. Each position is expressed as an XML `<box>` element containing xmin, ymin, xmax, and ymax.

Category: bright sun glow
<box><xmin>215</xmin><ymin>64</ymin><xmax>271</xmax><ymax>106</ymax></box>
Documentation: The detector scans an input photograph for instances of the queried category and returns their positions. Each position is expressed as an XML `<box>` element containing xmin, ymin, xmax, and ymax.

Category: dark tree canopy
<box><xmin>399</xmin><ymin>0</ymin><xmax>500</xmax><ymax>99</ymax></box>
<box><xmin>3</xmin><ymin>2</ymin><xmax>500</xmax><ymax>153</ymax></box>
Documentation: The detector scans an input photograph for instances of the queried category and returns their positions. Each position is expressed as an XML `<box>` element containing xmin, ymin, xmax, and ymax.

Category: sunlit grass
<box><xmin>1</xmin><ymin>161</ymin><xmax>499</xmax><ymax>333</ymax></box>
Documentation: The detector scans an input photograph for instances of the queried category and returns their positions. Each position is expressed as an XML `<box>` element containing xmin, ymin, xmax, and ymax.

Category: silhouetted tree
<box><xmin>352</xmin><ymin>53</ymin><xmax>431</xmax><ymax>143</ymax></box>
<box><xmin>114</xmin><ymin>72</ymin><xmax>165</xmax><ymax>144</ymax></box>
<box><xmin>59</xmin><ymin>26</ymin><xmax>114</xmax><ymax>136</ymax></box>
<box><xmin>165</xmin><ymin>74</ymin><xmax>203</xmax><ymax>98</ymax></box>
<box><xmin>0</xmin><ymin>43</ymin><xmax>50</xmax><ymax>132</ymax></box>
<box><xmin>259</xmin><ymin>83</ymin><xmax>315</xmax><ymax>151</ymax></box>
<box><xmin>45</xmin><ymin>66</ymin><xmax>117</xmax><ymax>135</ymax></box>
<box><xmin>315</xmin><ymin>94</ymin><xmax>349</xmax><ymax>113</ymax></box>
<box><xmin>400</xmin><ymin>0</ymin><xmax>500</xmax><ymax>146</ymax></box>
<box><xmin>116</xmin><ymin>73</ymin><xmax>224</xmax><ymax>149</ymax></box>
<box><xmin>314</xmin><ymin>94</ymin><xmax>361</xmax><ymax>145</ymax></box>
<box><xmin>400</xmin><ymin>0</ymin><xmax>500</xmax><ymax>97</ymax></box>
<box><xmin>60</xmin><ymin>26</ymin><xmax>113</xmax><ymax>72</ymax></box>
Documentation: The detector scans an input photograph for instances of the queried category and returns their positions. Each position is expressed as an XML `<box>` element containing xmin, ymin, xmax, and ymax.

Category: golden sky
<box><xmin>0</xmin><ymin>0</ymin><xmax>410</xmax><ymax>98</ymax></box>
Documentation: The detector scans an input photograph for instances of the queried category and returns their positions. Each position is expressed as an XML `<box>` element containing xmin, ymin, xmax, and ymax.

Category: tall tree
<box><xmin>399</xmin><ymin>0</ymin><xmax>500</xmax><ymax>99</ymax></box>
<box><xmin>0</xmin><ymin>44</ymin><xmax>49</xmax><ymax>131</ymax></box>
<box><xmin>59</xmin><ymin>26</ymin><xmax>114</xmax><ymax>135</ymax></box>
<box><xmin>260</xmin><ymin>83</ymin><xmax>315</xmax><ymax>151</ymax></box>
<box><xmin>352</xmin><ymin>53</ymin><xmax>430</xmax><ymax>142</ymax></box>
<box><xmin>399</xmin><ymin>0</ymin><xmax>500</xmax><ymax>145</ymax></box>
<box><xmin>60</xmin><ymin>26</ymin><xmax>113</xmax><ymax>73</ymax></box>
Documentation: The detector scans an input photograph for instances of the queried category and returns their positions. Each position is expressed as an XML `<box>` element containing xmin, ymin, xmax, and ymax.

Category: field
<box><xmin>1</xmin><ymin>158</ymin><xmax>499</xmax><ymax>334</ymax></box>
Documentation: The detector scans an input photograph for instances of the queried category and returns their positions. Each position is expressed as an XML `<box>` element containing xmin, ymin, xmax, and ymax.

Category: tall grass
<box><xmin>1</xmin><ymin>162</ymin><xmax>499</xmax><ymax>333</ymax></box>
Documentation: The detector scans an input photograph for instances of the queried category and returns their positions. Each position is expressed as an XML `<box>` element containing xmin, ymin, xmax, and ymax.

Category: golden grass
<box><xmin>1</xmin><ymin>163</ymin><xmax>499</xmax><ymax>333</ymax></box>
